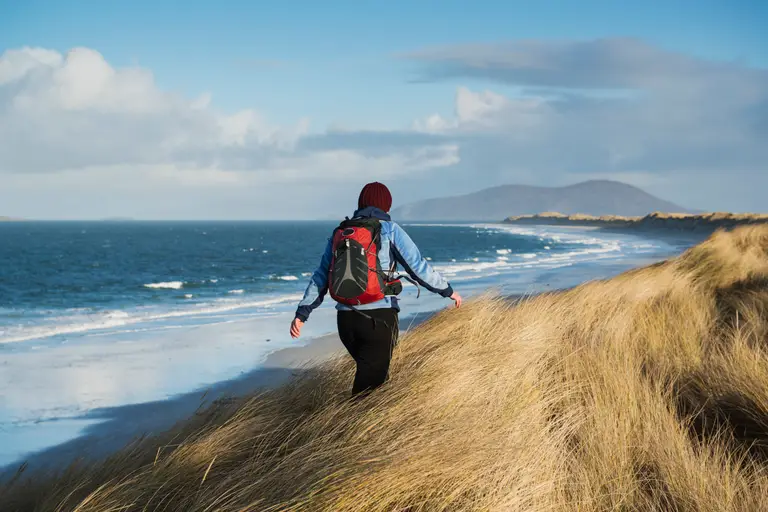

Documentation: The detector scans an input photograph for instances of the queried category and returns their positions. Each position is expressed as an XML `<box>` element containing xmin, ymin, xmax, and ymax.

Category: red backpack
<box><xmin>328</xmin><ymin>217</ymin><xmax>405</xmax><ymax>306</ymax></box>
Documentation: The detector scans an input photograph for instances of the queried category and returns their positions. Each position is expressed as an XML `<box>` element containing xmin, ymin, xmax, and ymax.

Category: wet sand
<box><xmin>1</xmin><ymin>311</ymin><xmax>434</xmax><ymax>479</ymax></box>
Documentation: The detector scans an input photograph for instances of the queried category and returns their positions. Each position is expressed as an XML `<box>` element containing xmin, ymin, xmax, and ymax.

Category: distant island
<box><xmin>504</xmin><ymin>211</ymin><xmax>768</xmax><ymax>232</ymax></box>
<box><xmin>0</xmin><ymin>216</ymin><xmax>23</xmax><ymax>222</ymax></box>
<box><xmin>392</xmin><ymin>180</ymin><xmax>692</xmax><ymax>221</ymax></box>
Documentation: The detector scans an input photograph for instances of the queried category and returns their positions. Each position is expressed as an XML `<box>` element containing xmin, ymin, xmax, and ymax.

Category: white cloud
<box><xmin>415</xmin><ymin>87</ymin><xmax>554</xmax><ymax>140</ymax></box>
<box><xmin>0</xmin><ymin>47</ymin><xmax>63</xmax><ymax>85</ymax></box>
<box><xmin>0</xmin><ymin>47</ymin><xmax>452</xmax><ymax>183</ymax></box>
<box><xmin>455</xmin><ymin>86</ymin><xmax>507</xmax><ymax>123</ymax></box>
<box><xmin>0</xmin><ymin>47</ymin><xmax>278</xmax><ymax>173</ymax></box>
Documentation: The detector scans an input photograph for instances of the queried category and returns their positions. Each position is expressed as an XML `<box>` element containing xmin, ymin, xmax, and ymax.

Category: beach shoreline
<box><xmin>0</xmin><ymin>310</ymin><xmax>436</xmax><ymax>479</ymax></box>
<box><xmin>0</xmin><ymin>331</ymin><xmax>343</xmax><ymax>479</ymax></box>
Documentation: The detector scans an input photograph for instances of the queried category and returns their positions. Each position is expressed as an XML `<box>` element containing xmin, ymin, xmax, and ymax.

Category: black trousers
<box><xmin>337</xmin><ymin>308</ymin><xmax>399</xmax><ymax>395</ymax></box>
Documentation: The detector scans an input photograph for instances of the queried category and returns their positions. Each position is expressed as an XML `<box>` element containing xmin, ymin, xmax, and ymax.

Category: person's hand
<box><xmin>450</xmin><ymin>291</ymin><xmax>462</xmax><ymax>308</ymax></box>
<box><xmin>290</xmin><ymin>317</ymin><xmax>304</xmax><ymax>339</ymax></box>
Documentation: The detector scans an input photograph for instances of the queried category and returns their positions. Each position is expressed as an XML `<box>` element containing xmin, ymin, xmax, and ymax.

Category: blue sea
<box><xmin>0</xmin><ymin>221</ymin><xmax>697</xmax><ymax>469</ymax></box>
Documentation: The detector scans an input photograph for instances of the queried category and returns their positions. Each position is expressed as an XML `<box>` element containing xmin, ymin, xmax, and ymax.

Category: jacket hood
<box><xmin>353</xmin><ymin>206</ymin><xmax>391</xmax><ymax>221</ymax></box>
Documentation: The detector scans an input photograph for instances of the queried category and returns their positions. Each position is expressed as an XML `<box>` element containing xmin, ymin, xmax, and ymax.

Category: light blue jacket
<box><xmin>295</xmin><ymin>207</ymin><xmax>454</xmax><ymax>321</ymax></box>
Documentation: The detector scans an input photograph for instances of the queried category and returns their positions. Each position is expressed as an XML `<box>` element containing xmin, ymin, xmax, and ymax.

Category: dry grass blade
<box><xmin>200</xmin><ymin>457</ymin><xmax>217</xmax><ymax>487</ymax></box>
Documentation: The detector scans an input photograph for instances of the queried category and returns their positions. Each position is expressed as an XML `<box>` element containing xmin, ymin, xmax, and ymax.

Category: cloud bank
<box><xmin>0</xmin><ymin>47</ymin><xmax>456</xmax><ymax>180</ymax></box>
<box><xmin>404</xmin><ymin>38</ymin><xmax>768</xmax><ymax>177</ymax></box>
<box><xmin>1</xmin><ymin>38</ymin><xmax>766</xmax><ymax>218</ymax></box>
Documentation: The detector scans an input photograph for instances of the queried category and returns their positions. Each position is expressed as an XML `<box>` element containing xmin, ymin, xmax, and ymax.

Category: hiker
<box><xmin>290</xmin><ymin>181</ymin><xmax>462</xmax><ymax>395</ymax></box>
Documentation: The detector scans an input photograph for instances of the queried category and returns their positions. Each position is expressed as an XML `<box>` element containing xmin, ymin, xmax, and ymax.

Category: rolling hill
<box><xmin>391</xmin><ymin>180</ymin><xmax>691</xmax><ymax>221</ymax></box>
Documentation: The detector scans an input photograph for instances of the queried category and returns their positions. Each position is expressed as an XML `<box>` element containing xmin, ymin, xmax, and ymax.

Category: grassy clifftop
<box><xmin>504</xmin><ymin>211</ymin><xmax>768</xmax><ymax>232</ymax></box>
<box><xmin>3</xmin><ymin>226</ymin><xmax>768</xmax><ymax>511</ymax></box>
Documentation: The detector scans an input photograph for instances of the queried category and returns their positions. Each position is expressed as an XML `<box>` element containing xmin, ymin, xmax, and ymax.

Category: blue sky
<box><xmin>1</xmin><ymin>0</ymin><xmax>766</xmax><ymax>218</ymax></box>
<box><xmin>4</xmin><ymin>0</ymin><xmax>765</xmax><ymax>126</ymax></box>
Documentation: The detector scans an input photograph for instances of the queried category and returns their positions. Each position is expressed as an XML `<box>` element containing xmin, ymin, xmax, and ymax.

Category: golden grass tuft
<box><xmin>3</xmin><ymin>226</ymin><xmax>768</xmax><ymax>511</ymax></box>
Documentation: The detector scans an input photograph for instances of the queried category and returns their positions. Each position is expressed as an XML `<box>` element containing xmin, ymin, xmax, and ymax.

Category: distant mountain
<box><xmin>391</xmin><ymin>180</ymin><xmax>691</xmax><ymax>221</ymax></box>
<box><xmin>0</xmin><ymin>216</ymin><xmax>23</xmax><ymax>222</ymax></box>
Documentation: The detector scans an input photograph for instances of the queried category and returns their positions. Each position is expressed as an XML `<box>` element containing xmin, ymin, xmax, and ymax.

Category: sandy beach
<box><xmin>0</xmin><ymin>310</ymin><xmax>435</xmax><ymax>479</ymax></box>
<box><xmin>0</xmin><ymin>332</ymin><xmax>340</xmax><ymax>478</ymax></box>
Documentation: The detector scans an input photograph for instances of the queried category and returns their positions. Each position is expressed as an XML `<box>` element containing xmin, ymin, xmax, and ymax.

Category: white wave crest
<box><xmin>144</xmin><ymin>281</ymin><xmax>184</xmax><ymax>290</ymax></box>
<box><xmin>270</xmin><ymin>275</ymin><xmax>298</xmax><ymax>281</ymax></box>
<box><xmin>228</xmin><ymin>289</ymin><xmax>245</xmax><ymax>294</ymax></box>
<box><xmin>1</xmin><ymin>294</ymin><xmax>304</xmax><ymax>345</ymax></box>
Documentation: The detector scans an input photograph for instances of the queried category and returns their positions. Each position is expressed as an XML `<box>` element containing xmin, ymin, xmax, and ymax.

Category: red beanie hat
<box><xmin>358</xmin><ymin>182</ymin><xmax>393</xmax><ymax>212</ymax></box>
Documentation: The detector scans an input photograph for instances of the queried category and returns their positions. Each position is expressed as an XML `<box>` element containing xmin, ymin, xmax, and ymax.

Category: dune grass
<box><xmin>3</xmin><ymin>225</ymin><xmax>768</xmax><ymax>511</ymax></box>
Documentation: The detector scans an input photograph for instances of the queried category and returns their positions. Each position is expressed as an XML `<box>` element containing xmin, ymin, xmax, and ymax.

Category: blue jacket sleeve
<box><xmin>391</xmin><ymin>223</ymin><xmax>454</xmax><ymax>298</ymax></box>
<box><xmin>295</xmin><ymin>236</ymin><xmax>333</xmax><ymax>322</ymax></box>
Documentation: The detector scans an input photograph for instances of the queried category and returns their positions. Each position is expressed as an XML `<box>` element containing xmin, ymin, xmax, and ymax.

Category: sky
<box><xmin>0</xmin><ymin>0</ymin><xmax>766</xmax><ymax>219</ymax></box>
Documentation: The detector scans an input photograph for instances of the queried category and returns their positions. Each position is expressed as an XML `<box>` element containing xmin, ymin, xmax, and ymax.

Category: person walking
<box><xmin>290</xmin><ymin>182</ymin><xmax>462</xmax><ymax>396</ymax></box>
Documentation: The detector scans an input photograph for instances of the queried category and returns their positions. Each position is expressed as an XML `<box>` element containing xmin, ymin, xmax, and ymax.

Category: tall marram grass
<box><xmin>3</xmin><ymin>226</ymin><xmax>768</xmax><ymax>511</ymax></box>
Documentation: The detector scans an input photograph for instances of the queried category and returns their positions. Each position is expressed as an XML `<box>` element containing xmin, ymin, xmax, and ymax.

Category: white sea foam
<box><xmin>301</xmin><ymin>272</ymin><xmax>312</xmax><ymax>277</ymax></box>
<box><xmin>143</xmin><ymin>281</ymin><xmax>184</xmax><ymax>290</ymax></box>
<box><xmin>435</xmin><ymin>260</ymin><xmax>509</xmax><ymax>276</ymax></box>
<box><xmin>228</xmin><ymin>289</ymin><xmax>245</xmax><ymax>294</ymax></box>
<box><xmin>184</xmin><ymin>294</ymin><xmax>193</xmax><ymax>299</ymax></box>
<box><xmin>426</xmin><ymin>223</ymin><xmax>642</xmax><ymax>284</ymax></box>
<box><xmin>0</xmin><ymin>315</ymin><xmax>133</xmax><ymax>345</ymax></box>
<box><xmin>277</xmin><ymin>275</ymin><xmax>298</xmax><ymax>281</ymax></box>
<box><xmin>0</xmin><ymin>294</ymin><xmax>304</xmax><ymax>345</ymax></box>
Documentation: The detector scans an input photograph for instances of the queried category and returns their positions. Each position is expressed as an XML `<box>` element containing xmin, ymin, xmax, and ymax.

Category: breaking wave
<box><xmin>143</xmin><ymin>281</ymin><xmax>184</xmax><ymax>290</ymax></box>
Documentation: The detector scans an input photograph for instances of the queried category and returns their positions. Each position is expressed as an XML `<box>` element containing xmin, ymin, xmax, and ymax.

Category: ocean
<box><xmin>0</xmin><ymin>221</ymin><xmax>697</xmax><ymax>469</ymax></box>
